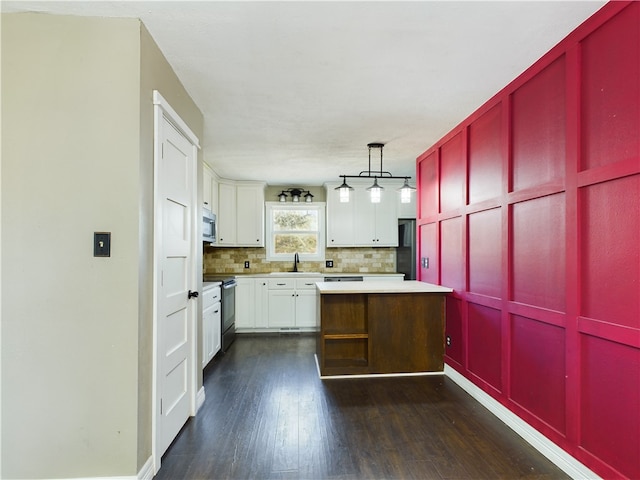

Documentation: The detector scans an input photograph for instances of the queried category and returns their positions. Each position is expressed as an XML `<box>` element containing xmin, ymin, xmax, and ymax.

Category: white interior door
<box><xmin>157</xmin><ymin>113</ymin><xmax>197</xmax><ymax>457</ymax></box>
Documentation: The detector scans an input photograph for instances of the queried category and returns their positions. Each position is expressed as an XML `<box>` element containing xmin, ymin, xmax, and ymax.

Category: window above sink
<box><xmin>265</xmin><ymin>202</ymin><xmax>325</xmax><ymax>262</ymax></box>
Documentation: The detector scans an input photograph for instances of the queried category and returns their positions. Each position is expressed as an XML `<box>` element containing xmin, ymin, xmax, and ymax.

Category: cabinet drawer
<box><xmin>295</xmin><ymin>278</ymin><xmax>320</xmax><ymax>290</ymax></box>
<box><xmin>268</xmin><ymin>278</ymin><xmax>295</xmax><ymax>289</ymax></box>
<box><xmin>203</xmin><ymin>286</ymin><xmax>221</xmax><ymax>309</ymax></box>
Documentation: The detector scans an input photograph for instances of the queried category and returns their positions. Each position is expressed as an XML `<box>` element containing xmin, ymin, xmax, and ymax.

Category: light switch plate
<box><xmin>94</xmin><ymin>232</ymin><xmax>111</xmax><ymax>257</ymax></box>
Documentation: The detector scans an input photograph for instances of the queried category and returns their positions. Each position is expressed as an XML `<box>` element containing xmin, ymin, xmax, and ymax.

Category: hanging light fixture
<box><xmin>397</xmin><ymin>178</ymin><xmax>416</xmax><ymax>204</ymax></box>
<box><xmin>337</xmin><ymin>143</ymin><xmax>414</xmax><ymax>203</ymax></box>
<box><xmin>366</xmin><ymin>177</ymin><xmax>383</xmax><ymax>203</ymax></box>
<box><xmin>334</xmin><ymin>176</ymin><xmax>354</xmax><ymax>203</ymax></box>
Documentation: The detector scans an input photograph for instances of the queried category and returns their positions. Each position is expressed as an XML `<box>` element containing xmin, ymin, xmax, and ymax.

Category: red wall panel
<box><xmin>512</xmin><ymin>194</ymin><xmax>566</xmax><ymax>312</ymax></box>
<box><xmin>580</xmin><ymin>175</ymin><xmax>640</xmax><ymax>328</ymax></box>
<box><xmin>580</xmin><ymin>1</ymin><xmax>640</xmax><ymax>171</ymax></box>
<box><xmin>445</xmin><ymin>297</ymin><xmax>464</xmax><ymax>366</ymax></box>
<box><xmin>468</xmin><ymin>304</ymin><xmax>502</xmax><ymax>391</ymax></box>
<box><xmin>440</xmin><ymin>216</ymin><xmax>463</xmax><ymax>291</ymax></box>
<box><xmin>511</xmin><ymin>315</ymin><xmax>566</xmax><ymax>434</ymax></box>
<box><xmin>512</xmin><ymin>57</ymin><xmax>566</xmax><ymax>191</ymax></box>
<box><xmin>439</xmin><ymin>133</ymin><xmax>465</xmax><ymax>212</ymax></box>
<box><xmin>580</xmin><ymin>335</ymin><xmax>640</xmax><ymax>479</ymax></box>
<box><xmin>468</xmin><ymin>208</ymin><xmax>502</xmax><ymax>298</ymax></box>
<box><xmin>416</xmin><ymin>4</ymin><xmax>639</xmax><ymax>478</ymax></box>
<box><xmin>469</xmin><ymin>104</ymin><xmax>503</xmax><ymax>204</ymax></box>
<box><xmin>418</xmin><ymin>152</ymin><xmax>438</xmax><ymax>218</ymax></box>
<box><xmin>419</xmin><ymin>222</ymin><xmax>438</xmax><ymax>285</ymax></box>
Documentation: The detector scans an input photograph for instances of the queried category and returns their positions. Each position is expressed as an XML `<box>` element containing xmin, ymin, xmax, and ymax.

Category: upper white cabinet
<box><xmin>217</xmin><ymin>180</ymin><xmax>265</xmax><ymax>247</ymax></box>
<box><xmin>326</xmin><ymin>186</ymin><xmax>356</xmax><ymax>246</ymax></box>
<box><xmin>202</xmin><ymin>164</ymin><xmax>219</xmax><ymax>215</ymax></box>
<box><xmin>325</xmin><ymin>181</ymin><xmax>399</xmax><ymax>247</ymax></box>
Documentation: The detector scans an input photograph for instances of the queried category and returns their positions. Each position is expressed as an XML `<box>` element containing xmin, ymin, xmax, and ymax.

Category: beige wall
<box><xmin>1</xmin><ymin>12</ymin><xmax>203</xmax><ymax>478</ymax></box>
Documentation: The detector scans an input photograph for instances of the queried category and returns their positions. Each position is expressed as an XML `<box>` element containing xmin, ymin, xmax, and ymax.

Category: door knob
<box><xmin>188</xmin><ymin>290</ymin><xmax>199</xmax><ymax>299</ymax></box>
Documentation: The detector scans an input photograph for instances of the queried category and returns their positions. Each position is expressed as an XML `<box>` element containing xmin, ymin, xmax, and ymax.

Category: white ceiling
<box><xmin>3</xmin><ymin>1</ymin><xmax>606</xmax><ymax>186</ymax></box>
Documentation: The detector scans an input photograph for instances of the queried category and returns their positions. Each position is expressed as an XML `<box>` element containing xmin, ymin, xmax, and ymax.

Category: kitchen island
<box><xmin>316</xmin><ymin>281</ymin><xmax>453</xmax><ymax>377</ymax></box>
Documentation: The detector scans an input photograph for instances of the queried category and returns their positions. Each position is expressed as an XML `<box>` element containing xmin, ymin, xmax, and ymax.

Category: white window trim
<box><xmin>265</xmin><ymin>202</ymin><xmax>326</xmax><ymax>262</ymax></box>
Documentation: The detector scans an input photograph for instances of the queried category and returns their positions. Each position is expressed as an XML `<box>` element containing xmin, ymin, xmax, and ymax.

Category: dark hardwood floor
<box><xmin>154</xmin><ymin>334</ymin><xmax>569</xmax><ymax>480</ymax></box>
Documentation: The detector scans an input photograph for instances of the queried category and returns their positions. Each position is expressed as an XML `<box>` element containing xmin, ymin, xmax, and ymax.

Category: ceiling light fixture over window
<box><xmin>277</xmin><ymin>188</ymin><xmax>314</xmax><ymax>203</ymax></box>
<box><xmin>336</xmin><ymin>143</ymin><xmax>415</xmax><ymax>203</ymax></box>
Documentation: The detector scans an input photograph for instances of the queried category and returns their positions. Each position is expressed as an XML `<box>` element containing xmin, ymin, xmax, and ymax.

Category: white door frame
<box><xmin>152</xmin><ymin>90</ymin><xmax>200</xmax><ymax>473</ymax></box>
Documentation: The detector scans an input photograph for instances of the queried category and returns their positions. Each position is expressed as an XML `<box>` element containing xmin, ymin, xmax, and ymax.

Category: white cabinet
<box><xmin>326</xmin><ymin>186</ymin><xmax>356</xmax><ymax>246</ymax></box>
<box><xmin>235</xmin><ymin>277</ymin><xmax>255</xmax><ymax>329</ymax></box>
<box><xmin>216</xmin><ymin>180</ymin><xmax>265</xmax><ymax>247</ymax></box>
<box><xmin>353</xmin><ymin>188</ymin><xmax>397</xmax><ymax>246</ymax></box>
<box><xmin>217</xmin><ymin>181</ymin><xmax>237</xmax><ymax>245</ymax></box>
<box><xmin>254</xmin><ymin>279</ymin><xmax>269</xmax><ymax>329</ymax></box>
<box><xmin>325</xmin><ymin>182</ymin><xmax>397</xmax><ymax>247</ymax></box>
<box><xmin>202</xmin><ymin>164</ymin><xmax>219</xmax><ymax>215</ymax></box>
<box><xmin>202</xmin><ymin>284</ymin><xmax>221</xmax><ymax>368</ymax></box>
<box><xmin>267</xmin><ymin>277</ymin><xmax>319</xmax><ymax>329</ymax></box>
<box><xmin>236</xmin><ymin>184</ymin><xmax>265</xmax><ymax>246</ymax></box>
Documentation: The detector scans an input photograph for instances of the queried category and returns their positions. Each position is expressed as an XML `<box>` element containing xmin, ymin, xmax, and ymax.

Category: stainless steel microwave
<box><xmin>203</xmin><ymin>208</ymin><xmax>216</xmax><ymax>244</ymax></box>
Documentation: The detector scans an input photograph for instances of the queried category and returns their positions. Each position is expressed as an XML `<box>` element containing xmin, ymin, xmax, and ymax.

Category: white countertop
<box><xmin>316</xmin><ymin>280</ymin><xmax>453</xmax><ymax>294</ymax></box>
<box><xmin>203</xmin><ymin>281</ymin><xmax>222</xmax><ymax>289</ymax></box>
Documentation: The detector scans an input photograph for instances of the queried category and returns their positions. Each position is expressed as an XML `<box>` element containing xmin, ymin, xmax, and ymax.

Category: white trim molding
<box><xmin>444</xmin><ymin>365</ymin><xmax>601</xmax><ymax>480</ymax></box>
<box><xmin>197</xmin><ymin>386</ymin><xmax>206</xmax><ymax>413</ymax></box>
<box><xmin>152</xmin><ymin>90</ymin><xmax>200</xmax><ymax>149</ymax></box>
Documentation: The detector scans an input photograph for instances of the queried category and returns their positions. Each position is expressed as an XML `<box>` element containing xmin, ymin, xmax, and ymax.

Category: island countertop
<box><xmin>316</xmin><ymin>280</ymin><xmax>453</xmax><ymax>295</ymax></box>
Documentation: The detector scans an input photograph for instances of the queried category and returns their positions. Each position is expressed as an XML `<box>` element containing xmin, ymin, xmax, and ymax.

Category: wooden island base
<box><xmin>316</xmin><ymin>281</ymin><xmax>453</xmax><ymax>377</ymax></box>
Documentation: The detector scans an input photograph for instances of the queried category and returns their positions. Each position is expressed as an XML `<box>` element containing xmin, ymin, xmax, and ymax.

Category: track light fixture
<box><xmin>277</xmin><ymin>188</ymin><xmax>314</xmax><ymax>203</ymax></box>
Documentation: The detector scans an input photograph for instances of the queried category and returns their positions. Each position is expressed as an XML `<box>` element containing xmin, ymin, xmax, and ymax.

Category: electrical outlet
<box><xmin>421</xmin><ymin>257</ymin><xmax>429</xmax><ymax>269</ymax></box>
<box><xmin>244</xmin><ymin>261</ymin><xmax>250</xmax><ymax>268</ymax></box>
<box><xmin>326</xmin><ymin>260</ymin><xmax>334</xmax><ymax>268</ymax></box>
<box><xmin>446</xmin><ymin>335</ymin><xmax>452</xmax><ymax>347</ymax></box>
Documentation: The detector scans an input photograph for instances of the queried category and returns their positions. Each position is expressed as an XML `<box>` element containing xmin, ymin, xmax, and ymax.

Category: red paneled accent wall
<box><xmin>415</xmin><ymin>3</ymin><xmax>640</xmax><ymax>479</ymax></box>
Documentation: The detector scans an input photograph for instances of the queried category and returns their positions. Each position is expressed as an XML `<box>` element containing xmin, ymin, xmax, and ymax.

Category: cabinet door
<box><xmin>217</xmin><ymin>182</ymin><xmax>236</xmax><ymax>245</ymax></box>
<box><xmin>374</xmin><ymin>190</ymin><xmax>398</xmax><ymax>246</ymax></box>
<box><xmin>254</xmin><ymin>279</ymin><xmax>269</xmax><ymax>328</ymax></box>
<box><xmin>203</xmin><ymin>166</ymin><xmax>213</xmax><ymax>209</ymax></box>
<box><xmin>295</xmin><ymin>289</ymin><xmax>317</xmax><ymax>328</ymax></box>
<box><xmin>211</xmin><ymin>302</ymin><xmax>221</xmax><ymax>357</ymax></box>
<box><xmin>236</xmin><ymin>185</ymin><xmax>264</xmax><ymax>246</ymax></box>
<box><xmin>326</xmin><ymin>184</ymin><xmax>355</xmax><ymax>246</ymax></box>
<box><xmin>268</xmin><ymin>290</ymin><xmax>296</xmax><ymax>327</ymax></box>
<box><xmin>353</xmin><ymin>188</ymin><xmax>377</xmax><ymax>246</ymax></box>
<box><xmin>235</xmin><ymin>278</ymin><xmax>255</xmax><ymax>329</ymax></box>
<box><xmin>202</xmin><ymin>305</ymin><xmax>214</xmax><ymax>367</ymax></box>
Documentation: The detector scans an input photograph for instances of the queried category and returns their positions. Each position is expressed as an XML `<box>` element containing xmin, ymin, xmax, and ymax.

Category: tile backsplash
<box><xmin>203</xmin><ymin>246</ymin><xmax>396</xmax><ymax>274</ymax></box>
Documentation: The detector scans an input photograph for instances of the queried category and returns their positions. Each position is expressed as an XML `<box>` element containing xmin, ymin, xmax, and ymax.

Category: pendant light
<box><xmin>335</xmin><ymin>176</ymin><xmax>354</xmax><ymax>203</ymax></box>
<box><xmin>397</xmin><ymin>178</ymin><xmax>416</xmax><ymax>203</ymax></box>
<box><xmin>366</xmin><ymin>177</ymin><xmax>383</xmax><ymax>203</ymax></box>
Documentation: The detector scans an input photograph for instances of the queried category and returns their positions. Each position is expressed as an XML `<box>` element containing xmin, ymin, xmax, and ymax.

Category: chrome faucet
<box><xmin>293</xmin><ymin>252</ymin><xmax>299</xmax><ymax>272</ymax></box>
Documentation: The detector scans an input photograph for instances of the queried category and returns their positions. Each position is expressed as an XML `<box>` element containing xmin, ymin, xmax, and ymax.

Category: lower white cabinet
<box><xmin>235</xmin><ymin>277</ymin><xmax>255</xmax><ymax>329</ymax></box>
<box><xmin>202</xmin><ymin>285</ymin><xmax>221</xmax><ymax>368</ymax></box>
<box><xmin>267</xmin><ymin>277</ymin><xmax>319</xmax><ymax>329</ymax></box>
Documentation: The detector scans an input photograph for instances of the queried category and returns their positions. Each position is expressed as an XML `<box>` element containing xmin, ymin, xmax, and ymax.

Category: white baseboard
<box><xmin>196</xmin><ymin>385</ymin><xmax>206</xmax><ymax>413</ymax></box>
<box><xmin>138</xmin><ymin>456</ymin><xmax>154</xmax><ymax>480</ymax></box>
<box><xmin>444</xmin><ymin>365</ymin><xmax>601</xmax><ymax>480</ymax></box>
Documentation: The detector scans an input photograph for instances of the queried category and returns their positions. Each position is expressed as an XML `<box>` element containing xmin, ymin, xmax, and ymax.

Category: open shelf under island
<box><xmin>315</xmin><ymin>281</ymin><xmax>453</xmax><ymax>377</ymax></box>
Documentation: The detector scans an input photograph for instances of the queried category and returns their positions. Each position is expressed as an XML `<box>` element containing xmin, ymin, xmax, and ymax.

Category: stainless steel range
<box><xmin>203</xmin><ymin>275</ymin><xmax>236</xmax><ymax>352</ymax></box>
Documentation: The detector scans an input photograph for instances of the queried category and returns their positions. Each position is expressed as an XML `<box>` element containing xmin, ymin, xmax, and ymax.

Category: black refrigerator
<box><xmin>396</xmin><ymin>219</ymin><xmax>416</xmax><ymax>280</ymax></box>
